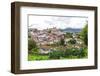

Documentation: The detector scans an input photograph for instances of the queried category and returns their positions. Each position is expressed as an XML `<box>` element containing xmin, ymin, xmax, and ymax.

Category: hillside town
<box><xmin>28</xmin><ymin>27</ymin><xmax>84</xmax><ymax>54</ymax></box>
<box><xmin>28</xmin><ymin>16</ymin><xmax>88</xmax><ymax>60</ymax></box>
<box><xmin>28</xmin><ymin>24</ymin><xmax>88</xmax><ymax>61</ymax></box>
<box><xmin>29</xmin><ymin>27</ymin><xmax>65</xmax><ymax>46</ymax></box>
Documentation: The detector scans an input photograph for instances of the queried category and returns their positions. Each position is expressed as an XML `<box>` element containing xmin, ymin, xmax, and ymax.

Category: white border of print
<box><xmin>20</xmin><ymin>7</ymin><xmax>95</xmax><ymax>70</ymax></box>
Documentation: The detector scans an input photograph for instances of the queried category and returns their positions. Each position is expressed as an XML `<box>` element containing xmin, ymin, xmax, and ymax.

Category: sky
<box><xmin>28</xmin><ymin>15</ymin><xmax>88</xmax><ymax>30</ymax></box>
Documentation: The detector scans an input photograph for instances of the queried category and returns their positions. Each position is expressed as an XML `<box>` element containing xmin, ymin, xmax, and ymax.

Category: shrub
<box><xmin>48</xmin><ymin>47</ymin><xmax>88</xmax><ymax>59</ymax></box>
<box><xmin>59</xmin><ymin>38</ymin><xmax>65</xmax><ymax>46</ymax></box>
<box><xmin>28</xmin><ymin>39</ymin><xmax>37</xmax><ymax>50</ymax></box>
<box><xmin>72</xmin><ymin>48</ymin><xmax>80</xmax><ymax>55</ymax></box>
<box><xmin>64</xmin><ymin>49</ymin><xmax>73</xmax><ymax>57</ymax></box>
<box><xmin>31</xmin><ymin>48</ymin><xmax>39</xmax><ymax>54</ymax></box>
<box><xmin>49</xmin><ymin>50</ymin><xmax>64</xmax><ymax>59</ymax></box>
<box><xmin>79</xmin><ymin>47</ymin><xmax>88</xmax><ymax>58</ymax></box>
<box><xmin>28</xmin><ymin>39</ymin><xmax>38</xmax><ymax>54</ymax></box>
<box><xmin>68</xmin><ymin>39</ymin><xmax>76</xmax><ymax>44</ymax></box>
<box><xmin>64</xmin><ymin>48</ymin><xmax>87</xmax><ymax>58</ymax></box>
<box><xmin>65</xmin><ymin>32</ymin><xmax>73</xmax><ymax>38</ymax></box>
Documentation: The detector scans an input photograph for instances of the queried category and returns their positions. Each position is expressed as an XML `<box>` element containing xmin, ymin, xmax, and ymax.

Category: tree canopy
<box><xmin>28</xmin><ymin>39</ymin><xmax>37</xmax><ymax>51</ymax></box>
<box><xmin>80</xmin><ymin>24</ymin><xmax>88</xmax><ymax>46</ymax></box>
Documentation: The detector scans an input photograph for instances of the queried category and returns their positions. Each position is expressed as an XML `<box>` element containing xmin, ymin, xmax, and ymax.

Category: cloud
<box><xmin>29</xmin><ymin>15</ymin><xmax>88</xmax><ymax>30</ymax></box>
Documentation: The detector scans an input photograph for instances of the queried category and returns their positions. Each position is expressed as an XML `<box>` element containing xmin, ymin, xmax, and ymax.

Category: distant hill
<box><xmin>60</xmin><ymin>28</ymin><xmax>82</xmax><ymax>33</ymax></box>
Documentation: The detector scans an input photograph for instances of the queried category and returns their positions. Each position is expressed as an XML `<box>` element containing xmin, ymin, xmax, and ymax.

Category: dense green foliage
<box><xmin>68</xmin><ymin>39</ymin><xmax>76</xmax><ymax>44</ymax></box>
<box><xmin>80</xmin><ymin>24</ymin><xmax>88</xmax><ymax>45</ymax></box>
<box><xmin>65</xmin><ymin>48</ymin><xmax>87</xmax><ymax>58</ymax></box>
<box><xmin>28</xmin><ymin>39</ymin><xmax>38</xmax><ymax>54</ymax></box>
<box><xmin>48</xmin><ymin>47</ymin><xmax>87</xmax><ymax>59</ymax></box>
<box><xmin>28</xmin><ymin>47</ymin><xmax>88</xmax><ymax>60</ymax></box>
<box><xmin>28</xmin><ymin>54</ymin><xmax>49</xmax><ymax>61</ymax></box>
<box><xmin>65</xmin><ymin>32</ymin><xmax>73</xmax><ymax>38</ymax></box>
<box><xmin>49</xmin><ymin>50</ymin><xmax>64</xmax><ymax>59</ymax></box>
<box><xmin>59</xmin><ymin>38</ymin><xmax>65</xmax><ymax>46</ymax></box>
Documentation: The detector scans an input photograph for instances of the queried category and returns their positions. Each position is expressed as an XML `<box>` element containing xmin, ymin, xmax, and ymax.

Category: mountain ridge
<box><xmin>60</xmin><ymin>27</ymin><xmax>82</xmax><ymax>33</ymax></box>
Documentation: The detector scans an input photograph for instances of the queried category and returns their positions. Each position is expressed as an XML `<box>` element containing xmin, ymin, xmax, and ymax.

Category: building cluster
<box><xmin>29</xmin><ymin>27</ymin><xmax>65</xmax><ymax>46</ymax></box>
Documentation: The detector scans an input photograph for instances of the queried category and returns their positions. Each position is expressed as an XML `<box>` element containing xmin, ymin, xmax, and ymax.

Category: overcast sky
<box><xmin>28</xmin><ymin>15</ymin><xmax>88</xmax><ymax>30</ymax></box>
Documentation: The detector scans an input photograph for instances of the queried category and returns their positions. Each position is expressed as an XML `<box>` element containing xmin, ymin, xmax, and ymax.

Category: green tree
<box><xmin>48</xmin><ymin>29</ymin><xmax>51</xmax><ymax>33</ymax></box>
<box><xmin>68</xmin><ymin>39</ymin><xmax>76</xmax><ymax>44</ymax></box>
<box><xmin>28</xmin><ymin>39</ymin><xmax>37</xmax><ymax>52</ymax></box>
<box><xmin>80</xmin><ymin>24</ymin><xmax>88</xmax><ymax>46</ymax></box>
<box><xmin>79</xmin><ymin>48</ymin><xmax>88</xmax><ymax>58</ymax></box>
<box><xmin>49</xmin><ymin>50</ymin><xmax>64</xmax><ymax>59</ymax></box>
<box><xmin>65</xmin><ymin>32</ymin><xmax>73</xmax><ymax>38</ymax></box>
<box><xmin>59</xmin><ymin>38</ymin><xmax>65</xmax><ymax>46</ymax></box>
